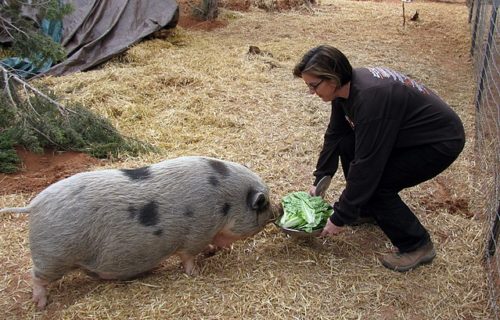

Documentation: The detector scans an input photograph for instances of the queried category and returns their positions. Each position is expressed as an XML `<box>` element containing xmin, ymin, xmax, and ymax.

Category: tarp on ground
<box><xmin>1</xmin><ymin>18</ymin><xmax>63</xmax><ymax>78</ymax></box>
<box><xmin>2</xmin><ymin>0</ymin><xmax>179</xmax><ymax>78</ymax></box>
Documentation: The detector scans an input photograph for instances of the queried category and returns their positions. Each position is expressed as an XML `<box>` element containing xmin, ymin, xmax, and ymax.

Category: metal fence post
<box><xmin>488</xmin><ymin>202</ymin><xmax>500</xmax><ymax>256</ymax></box>
<box><xmin>469</xmin><ymin>0</ymin><xmax>475</xmax><ymax>23</ymax></box>
<box><xmin>470</xmin><ymin>0</ymin><xmax>482</xmax><ymax>56</ymax></box>
<box><xmin>475</xmin><ymin>0</ymin><xmax>498</xmax><ymax>110</ymax></box>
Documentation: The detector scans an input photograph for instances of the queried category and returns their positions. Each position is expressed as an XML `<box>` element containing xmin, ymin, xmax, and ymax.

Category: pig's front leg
<box><xmin>177</xmin><ymin>252</ymin><xmax>198</xmax><ymax>276</ymax></box>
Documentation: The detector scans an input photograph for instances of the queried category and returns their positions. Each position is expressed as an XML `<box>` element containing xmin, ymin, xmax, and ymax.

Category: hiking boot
<box><xmin>379</xmin><ymin>241</ymin><xmax>436</xmax><ymax>272</ymax></box>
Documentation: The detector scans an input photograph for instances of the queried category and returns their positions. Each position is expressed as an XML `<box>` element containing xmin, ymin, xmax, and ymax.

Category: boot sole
<box><xmin>380</xmin><ymin>249</ymin><xmax>436</xmax><ymax>272</ymax></box>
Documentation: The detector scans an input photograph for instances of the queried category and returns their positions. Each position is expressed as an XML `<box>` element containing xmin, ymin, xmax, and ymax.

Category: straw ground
<box><xmin>0</xmin><ymin>0</ymin><xmax>492</xmax><ymax>318</ymax></box>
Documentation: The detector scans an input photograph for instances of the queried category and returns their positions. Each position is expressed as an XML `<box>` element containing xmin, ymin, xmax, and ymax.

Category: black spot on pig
<box><xmin>208</xmin><ymin>176</ymin><xmax>219</xmax><ymax>187</ymax></box>
<box><xmin>222</xmin><ymin>203</ymin><xmax>231</xmax><ymax>216</ymax></box>
<box><xmin>207</xmin><ymin>159</ymin><xmax>230</xmax><ymax>177</ymax></box>
<box><xmin>184</xmin><ymin>207</ymin><xmax>195</xmax><ymax>217</ymax></box>
<box><xmin>138</xmin><ymin>201</ymin><xmax>159</xmax><ymax>226</ymax></box>
<box><xmin>153</xmin><ymin>229</ymin><xmax>163</xmax><ymax>236</ymax></box>
<box><xmin>121</xmin><ymin>166</ymin><xmax>151</xmax><ymax>181</ymax></box>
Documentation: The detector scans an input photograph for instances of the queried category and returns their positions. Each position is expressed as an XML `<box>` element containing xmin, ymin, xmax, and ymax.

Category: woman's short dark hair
<box><xmin>293</xmin><ymin>45</ymin><xmax>353</xmax><ymax>86</ymax></box>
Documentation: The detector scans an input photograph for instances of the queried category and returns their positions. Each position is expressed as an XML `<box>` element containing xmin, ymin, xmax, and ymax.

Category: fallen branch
<box><xmin>0</xmin><ymin>65</ymin><xmax>74</xmax><ymax>116</ymax></box>
<box><xmin>0</xmin><ymin>14</ymin><xmax>27</xmax><ymax>39</ymax></box>
<box><xmin>1</xmin><ymin>67</ymin><xmax>17</xmax><ymax>111</ymax></box>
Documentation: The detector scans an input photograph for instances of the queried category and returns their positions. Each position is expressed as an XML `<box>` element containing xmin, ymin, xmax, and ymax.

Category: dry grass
<box><xmin>0</xmin><ymin>0</ymin><xmax>492</xmax><ymax>318</ymax></box>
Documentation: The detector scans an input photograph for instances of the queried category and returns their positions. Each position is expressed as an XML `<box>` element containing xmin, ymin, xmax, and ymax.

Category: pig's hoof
<box><xmin>202</xmin><ymin>244</ymin><xmax>220</xmax><ymax>258</ymax></box>
<box><xmin>183</xmin><ymin>264</ymin><xmax>199</xmax><ymax>276</ymax></box>
<box><xmin>178</xmin><ymin>252</ymin><xmax>198</xmax><ymax>276</ymax></box>
<box><xmin>35</xmin><ymin>297</ymin><xmax>48</xmax><ymax>310</ymax></box>
<box><xmin>32</xmin><ymin>289</ymin><xmax>48</xmax><ymax>309</ymax></box>
<box><xmin>32</xmin><ymin>276</ymin><xmax>48</xmax><ymax>309</ymax></box>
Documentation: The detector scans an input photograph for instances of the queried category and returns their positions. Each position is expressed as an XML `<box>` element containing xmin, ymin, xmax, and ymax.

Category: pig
<box><xmin>0</xmin><ymin>156</ymin><xmax>279</xmax><ymax>309</ymax></box>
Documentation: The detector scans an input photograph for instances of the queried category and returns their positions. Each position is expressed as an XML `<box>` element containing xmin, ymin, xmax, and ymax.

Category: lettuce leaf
<box><xmin>277</xmin><ymin>191</ymin><xmax>333</xmax><ymax>233</ymax></box>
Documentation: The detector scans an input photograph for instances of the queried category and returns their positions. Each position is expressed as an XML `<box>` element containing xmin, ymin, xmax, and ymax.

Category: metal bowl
<box><xmin>275</xmin><ymin>223</ymin><xmax>322</xmax><ymax>238</ymax></box>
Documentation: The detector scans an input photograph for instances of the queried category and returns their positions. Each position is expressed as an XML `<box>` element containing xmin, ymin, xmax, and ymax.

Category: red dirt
<box><xmin>178</xmin><ymin>16</ymin><xmax>229</xmax><ymax>30</ymax></box>
<box><xmin>176</xmin><ymin>0</ymin><xmax>242</xmax><ymax>31</ymax></box>
<box><xmin>421</xmin><ymin>177</ymin><xmax>472</xmax><ymax>217</ymax></box>
<box><xmin>0</xmin><ymin>148</ymin><xmax>99</xmax><ymax>195</ymax></box>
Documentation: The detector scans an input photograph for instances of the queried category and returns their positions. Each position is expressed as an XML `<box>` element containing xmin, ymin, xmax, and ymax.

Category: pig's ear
<box><xmin>251</xmin><ymin>192</ymin><xmax>268</xmax><ymax>211</ymax></box>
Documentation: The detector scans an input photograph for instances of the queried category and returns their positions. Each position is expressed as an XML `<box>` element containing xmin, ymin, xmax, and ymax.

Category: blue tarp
<box><xmin>1</xmin><ymin>18</ymin><xmax>63</xmax><ymax>78</ymax></box>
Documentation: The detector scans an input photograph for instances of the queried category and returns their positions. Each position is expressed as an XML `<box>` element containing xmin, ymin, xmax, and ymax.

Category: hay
<box><xmin>1</xmin><ymin>0</ymin><xmax>492</xmax><ymax>318</ymax></box>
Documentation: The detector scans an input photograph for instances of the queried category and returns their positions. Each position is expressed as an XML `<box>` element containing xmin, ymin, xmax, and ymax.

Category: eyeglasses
<box><xmin>307</xmin><ymin>79</ymin><xmax>324</xmax><ymax>91</ymax></box>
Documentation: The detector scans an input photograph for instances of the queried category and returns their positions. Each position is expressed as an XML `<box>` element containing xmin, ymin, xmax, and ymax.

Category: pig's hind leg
<box><xmin>31</xmin><ymin>258</ymin><xmax>76</xmax><ymax>309</ymax></box>
<box><xmin>32</xmin><ymin>270</ymin><xmax>50</xmax><ymax>309</ymax></box>
<box><xmin>31</xmin><ymin>267</ymin><xmax>67</xmax><ymax>309</ymax></box>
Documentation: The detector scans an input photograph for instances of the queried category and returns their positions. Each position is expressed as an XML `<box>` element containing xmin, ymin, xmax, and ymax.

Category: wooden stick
<box><xmin>0</xmin><ymin>65</ymin><xmax>74</xmax><ymax>115</ymax></box>
<box><xmin>402</xmin><ymin>2</ymin><xmax>406</xmax><ymax>27</ymax></box>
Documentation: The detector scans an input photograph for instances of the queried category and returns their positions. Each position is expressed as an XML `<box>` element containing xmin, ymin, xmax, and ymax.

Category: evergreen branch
<box><xmin>0</xmin><ymin>15</ymin><xmax>26</xmax><ymax>39</ymax></box>
<box><xmin>24</xmin><ymin>88</ymin><xmax>43</xmax><ymax>119</ymax></box>
<box><xmin>2</xmin><ymin>68</ymin><xmax>17</xmax><ymax>111</ymax></box>
<box><xmin>26</xmin><ymin>121</ymin><xmax>65</xmax><ymax>149</ymax></box>
<box><xmin>0</xmin><ymin>65</ymin><xmax>73</xmax><ymax>116</ymax></box>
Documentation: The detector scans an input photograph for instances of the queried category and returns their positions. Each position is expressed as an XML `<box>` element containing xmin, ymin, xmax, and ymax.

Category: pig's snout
<box><xmin>267</xmin><ymin>203</ymin><xmax>283</xmax><ymax>223</ymax></box>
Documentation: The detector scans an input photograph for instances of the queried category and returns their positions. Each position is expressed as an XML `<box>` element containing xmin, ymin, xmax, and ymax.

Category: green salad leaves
<box><xmin>277</xmin><ymin>191</ymin><xmax>333</xmax><ymax>233</ymax></box>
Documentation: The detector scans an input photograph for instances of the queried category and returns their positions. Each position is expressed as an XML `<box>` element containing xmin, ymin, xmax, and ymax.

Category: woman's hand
<box><xmin>309</xmin><ymin>185</ymin><xmax>317</xmax><ymax>196</ymax></box>
<box><xmin>320</xmin><ymin>218</ymin><xmax>343</xmax><ymax>237</ymax></box>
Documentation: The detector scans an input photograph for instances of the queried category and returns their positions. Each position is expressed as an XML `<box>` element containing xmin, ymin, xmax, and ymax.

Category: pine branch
<box><xmin>0</xmin><ymin>65</ymin><xmax>73</xmax><ymax>116</ymax></box>
<box><xmin>2</xmin><ymin>67</ymin><xmax>17</xmax><ymax>111</ymax></box>
<box><xmin>0</xmin><ymin>14</ymin><xmax>27</xmax><ymax>38</ymax></box>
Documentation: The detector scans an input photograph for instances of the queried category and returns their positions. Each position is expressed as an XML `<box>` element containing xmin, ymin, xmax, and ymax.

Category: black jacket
<box><xmin>313</xmin><ymin>67</ymin><xmax>465</xmax><ymax>226</ymax></box>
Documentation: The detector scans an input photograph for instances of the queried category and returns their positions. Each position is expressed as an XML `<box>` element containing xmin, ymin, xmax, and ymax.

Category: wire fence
<box><xmin>469</xmin><ymin>0</ymin><xmax>499</xmax><ymax>317</ymax></box>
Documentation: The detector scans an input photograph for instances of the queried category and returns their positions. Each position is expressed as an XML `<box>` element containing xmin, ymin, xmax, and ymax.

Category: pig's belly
<box><xmin>79</xmin><ymin>247</ymin><xmax>174</xmax><ymax>280</ymax></box>
<box><xmin>212</xmin><ymin>232</ymin><xmax>242</xmax><ymax>248</ymax></box>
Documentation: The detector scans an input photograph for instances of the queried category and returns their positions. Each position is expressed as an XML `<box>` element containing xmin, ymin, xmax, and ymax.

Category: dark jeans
<box><xmin>339</xmin><ymin>132</ymin><xmax>464</xmax><ymax>253</ymax></box>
